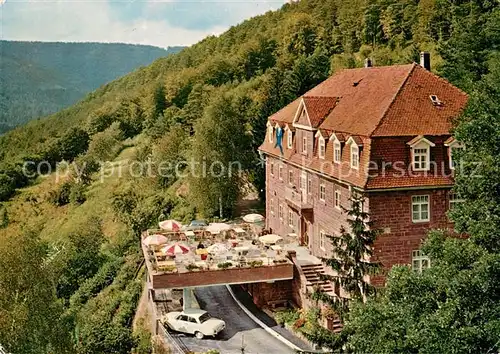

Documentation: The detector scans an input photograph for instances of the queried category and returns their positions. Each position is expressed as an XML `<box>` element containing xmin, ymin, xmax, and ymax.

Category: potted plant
<box><xmin>186</xmin><ymin>264</ymin><xmax>200</xmax><ymax>272</ymax></box>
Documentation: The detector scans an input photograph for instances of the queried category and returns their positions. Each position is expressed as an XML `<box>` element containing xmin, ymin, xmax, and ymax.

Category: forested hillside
<box><xmin>0</xmin><ymin>41</ymin><xmax>183</xmax><ymax>133</ymax></box>
<box><xmin>0</xmin><ymin>0</ymin><xmax>499</xmax><ymax>353</ymax></box>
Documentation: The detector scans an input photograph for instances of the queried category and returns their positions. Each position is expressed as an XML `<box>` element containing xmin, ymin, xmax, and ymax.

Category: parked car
<box><xmin>162</xmin><ymin>309</ymin><xmax>225</xmax><ymax>339</ymax></box>
<box><xmin>184</xmin><ymin>220</ymin><xmax>207</xmax><ymax>231</ymax></box>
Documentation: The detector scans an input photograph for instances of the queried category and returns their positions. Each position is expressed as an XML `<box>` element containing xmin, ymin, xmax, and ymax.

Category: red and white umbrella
<box><xmin>158</xmin><ymin>219</ymin><xmax>182</xmax><ymax>231</ymax></box>
<box><xmin>161</xmin><ymin>242</ymin><xmax>190</xmax><ymax>255</ymax></box>
<box><xmin>142</xmin><ymin>234</ymin><xmax>169</xmax><ymax>246</ymax></box>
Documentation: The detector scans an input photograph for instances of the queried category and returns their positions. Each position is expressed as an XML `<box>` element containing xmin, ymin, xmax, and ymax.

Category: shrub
<box><xmin>69</xmin><ymin>182</ymin><xmax>87</xmax><ymax>205</ymax></box>
<box><xmin>293</xmin><ymin>318</ymin><xmax>305</xmax><ymax>329</ymax></box>
<box><xmin>248</xmin><ymin>260</ymin><xmax>264</xmax><ymax>268</ymax></box>
<box><xmin>47</xmin><ymin>180</ymin><xmax>73</xmax><ymax>206</ymax></box>
<box><xmin>217</xmin><ymin>262</ymin><xmax>232</xmax><ymax>269</ymax></box>
<box><xmin>275</xmin><ymin>309</ymin><xmax>299</xmax><ymax>326</ymax></box>
<box><xmin>0</xmin><ymin>173</ymin><xmax>15</xmax><ymax>201</ymax></box>
<box><xmin>186</xmin><ymin>264</ymin><xmax>200</xmax><ymax>271</ymax></box>
<box><xmin>69</xmin><ymin>258</ymin><xmax>122</xmax><ymax>308</ymax></box>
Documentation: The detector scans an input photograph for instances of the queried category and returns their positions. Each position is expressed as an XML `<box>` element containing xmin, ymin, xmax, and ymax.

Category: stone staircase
<box><xmin>301</xmin><ymin>263</ymin><xmax>335</xmax><ymax>296</ymax></box>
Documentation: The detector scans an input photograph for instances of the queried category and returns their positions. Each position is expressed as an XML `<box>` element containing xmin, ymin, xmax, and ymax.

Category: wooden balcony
<box><xmin>285</xmin><ymin>187</ymin><xmax>313</xmax><ymax>210</ymax></box>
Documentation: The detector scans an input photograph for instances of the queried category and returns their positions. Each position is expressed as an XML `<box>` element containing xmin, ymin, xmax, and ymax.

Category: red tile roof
<box><xmin>302</xmin><ymin>96</ymin><xmax>338</xmax><ymax>128</ymax></box>
<box><xmin>266</xmin><ymin>63</ymin><xmax>467</xmax><ymax>137</ymax></box>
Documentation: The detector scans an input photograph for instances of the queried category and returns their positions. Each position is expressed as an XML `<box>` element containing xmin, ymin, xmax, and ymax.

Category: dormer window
<box><xmin>407</xmin><ymin>136</ymin><xmax>435</xmax><ymax>172</ymax></box>
<box><xmin>315</xmin><ymin>131</ymin><xmax>327</xmax><ymax>159</ymax></box>
<box><xmin>287</xmin><ymin>130</ymin><xmax>293</xmax><ymax>149</ymax></box>
<box><xmin>429</xmin><ymin>95</ymin><xmax>443</xmax><ymax>106</ymax></box>
<box><xmin>334</xmin><ymin>141</ymin><xmax>341</xmax><ymax>163</ymax></box>
<box><xmin>319</xmin><ymin>137</ymin><xmax>326</xmax><ymax>159</ymax></box>
<box><xmin>302</xmin><ymin>136</ymin><xmax>307</xmax><ymax>154</ymax></box>
<box><xmin>330</xmin><ymin>133</ymin><xmax>345</xmax><ymax>164</ymax></box>
<box><xmin>351</xmin><ymin>144</ymin><xmax>359</xmax><ymax>169</ymax></box>
<box><xmin>267</xmin><ymin>124</ymin><xmax>274</xmax><ymax>143</ymax></box>
<box><xmin>346</xmin><ymin>136</ymin><xmax>362</xmax><ymax>170</ymax></box>
<box><xmin>445</xmin><ymin>137</ymin><xmax>464</xmax><ymax>170</ymax></box>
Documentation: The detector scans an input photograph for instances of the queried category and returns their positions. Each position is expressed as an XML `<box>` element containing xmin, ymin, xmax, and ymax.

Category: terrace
<box><xmin>142</xmin><ymin>222</ymin><xmax>295</xmax><ymax>289</ymax></box>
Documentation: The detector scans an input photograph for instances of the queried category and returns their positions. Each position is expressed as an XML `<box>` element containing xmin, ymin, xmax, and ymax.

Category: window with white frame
<box><xmin>278</xmin><ymin>204</ymin><xmax>283</xmax><ymax>220</ymax></box>
<box><xmin>319</xmin><ymin>137</ymin><xmax>326</xmax><ymax>159</ymax></box>
<box><xmin>287</xmin><ymin>130</ymin><xmax>293</xmax><ymax>149</ymax></box>
<box><xmin>412</xmin><ymin>250</ymin><xmax>430</xmax><ymax>273</ymax></box>
<box><xmin>335</xmin><ymin>190</ymin><xmax>341</xmax><ymax>209</ymax></box>
<box><xmin>270</xmin><ymin>198</ymin><xmax>274</xmax><ymax>215</ymax></box>
<box><xmin>302</xmin><ymin>136</ymin><xmax>307</xmax><ymax>154</ymax></box>
<box><xmin>278</xmin><ymin>164</ymin><xmax>283</xmax><ymax>180</ymax></box>
<box><xmin>288</xmin><ymin>209</ymin><xmax>294</xmax><ymax>228</ymax></box>
<box><xmin>300</xmin><ymin>172</ymin><xmax>306</xmax><ymax>191</ymax></box>
<box><xmin>319</xmin><ymin>230</ymin><xmax>326</xmax><ymax>251</ymax></box>
<box><xmin>270</xmin><ymin>162</ymin><xmax>274</xmax><ymax>176</ymax></box>
<box><xmin>319</xmin><ymin>184</ymin><xmax>326</xmax><ymax>201</ymax></box>
<box><xmin>449</xmin><ymin>145</ymin><xmax>464</xmax><ymax>170</ymax></box>
<box><xmin>449</xmin><ymin>193</ymin><xmax>465</xmax><ymax>211</ymax></box>
<box><xmin>288</xmin><ymin>170</ymin><xmax>294</xmax><ymax>185</ymax></box>
<box><xmin>412</xmin><ymin>147</ymin><xmax>430</xmax><ymax>171</ymax></box>
<box><xmin>334</xmin><ymin>141</ymin><xmax>341</xmax><ymax>163</ymax></box>
<box><xmin>412</xmin><ymin>195</ymin><xmax>430</xmax><ymax>222</ymax></box>
<box><xmin>351</xmin><ymin>144</ymin><xmax>359</xmax><ymax>169</ymax></box>
<box><xmin>307</xmin><ymin>175</ymin><xmax>312</xmax><ymax>194</ymax></box>
<box><xmin>268</xmin><ymin>126</ymin><xmax>274</xmax><ymax>143</ymax></box>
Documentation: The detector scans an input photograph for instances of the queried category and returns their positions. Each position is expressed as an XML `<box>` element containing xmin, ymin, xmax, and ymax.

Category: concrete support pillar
<box><xmin>183</xmin><ymin>288</ymin><xmax>194</xmax><ymax>311</ymax></box>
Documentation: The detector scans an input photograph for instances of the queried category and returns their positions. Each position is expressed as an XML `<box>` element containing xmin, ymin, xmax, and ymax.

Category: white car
<box><xmin>162</xmin><ymin>309</ymin><xmax>225</xmax><ymax>339</ymax></box>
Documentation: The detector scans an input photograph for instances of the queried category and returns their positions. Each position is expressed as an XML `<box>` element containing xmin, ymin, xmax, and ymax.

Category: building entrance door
<box><xmin>300</xmin><ymin>217</ymin><xmax>311</xmax><ymax>246</ymax></box>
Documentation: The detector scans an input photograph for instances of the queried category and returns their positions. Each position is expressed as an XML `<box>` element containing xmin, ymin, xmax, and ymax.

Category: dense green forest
<box><xmin>0</xmin><ymin>0</ymin><xmax>499</xmax><ymax>353</ymax></box>
<box><xmin>0</xmin><ymin>41</ymin><xmax>183</xmax><ymax>134</ymax></box>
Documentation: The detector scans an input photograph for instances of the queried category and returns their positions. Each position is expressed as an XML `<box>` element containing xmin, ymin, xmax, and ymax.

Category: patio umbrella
<box><xmin>158</xmin><ymin>219</ymin><xmax>182</xmax><ymax>231</ymax></box>
<box><xmin>142</xmin><ymin>234</ymin><xmax>168</xmax><ymax>246</ymax></box>
<box><xmin>243</xmin><ymin>213</ymin><xmax>265</xmax><ymax>223</ymax></box>
<box><xmin>259</xmin><ymin>234</ymin><xmax>283</xmax><ymax>245</ymax></box>
<box><xmin>161</xmin><ymin>242</ymin><xmax>190</xmax><ymax>255</ymax></box>
<box><xmin>206</xmin><ymin>223</ymin><xmax>232</xmax><ymax>234</ymax></box>
<box><xmin>207</xmin><ymin>243</ymin><xmax>230</xmax><ymax>254</ymax></box>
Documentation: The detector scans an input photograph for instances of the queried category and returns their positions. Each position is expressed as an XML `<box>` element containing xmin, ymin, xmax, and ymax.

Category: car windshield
<box><xmin>198</xmin><ymin>312</ymin><xmax>212</xmax><ymax>323</ymax></box>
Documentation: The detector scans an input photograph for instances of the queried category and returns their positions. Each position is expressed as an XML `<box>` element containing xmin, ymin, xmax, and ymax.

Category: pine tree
<box><xmin>314</xmin><ymin>194</ymin><xmax>381</xmax><ymax>315</ymax></box>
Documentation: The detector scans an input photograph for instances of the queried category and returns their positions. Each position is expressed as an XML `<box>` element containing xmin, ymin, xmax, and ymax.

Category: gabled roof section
<box><xmin>346</xmin><ymin>135</ymin><xmax>363</xmax><ymax>147</ymax></box>
<box><xmin>407</xmin><ymin>135</ymin><xmax>436</xmax><ymax>147</ymax></box>
<box><xmin>263</xmin><ymin>62</ymin><xmax>467</xmax><ymax>140</ymax></box>
<box><xmin>372</xmin><ymin>65</ymin><xmax>468</xmax><ymax>136</ymax></box>
<box><xmin>315</xmin><ymin>129</ymin><xmax>330</xmax><ymax>139</ymax></box>
<box><xmin>301</xmin><ymin>96</ymin><xmax>338</xmax><ymax>128</ymax></box>
<box><xmin>444</xmin><ymin>137</ymin><xmax>462</xmax><ymax>147</ymax></box>
<box><xmin>329</xmin><ymin>132</ymin><xmax>346</xmax><ymax>143</ymax></box>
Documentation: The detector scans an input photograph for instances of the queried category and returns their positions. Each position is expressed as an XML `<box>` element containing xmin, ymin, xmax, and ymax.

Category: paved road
<box><xmin>171</xmin><ymin>286</ymin><xmax>296</xmax><ymax>354</ymax></box>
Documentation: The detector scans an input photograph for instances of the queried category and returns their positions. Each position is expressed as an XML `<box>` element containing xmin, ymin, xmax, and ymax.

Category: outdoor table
<box><xmin>270</xmin><ymin>245</ymin><xmax>282</xmax><ymax>251</ymax></box>
<box><xmin>234</xmin><ymin>246</ymin><xmax>249</xmax><ymax>255</ymax></box>
<box><xmin>233</xmin><ymin>227</ymin><xmax>245</xmax><ymax>234</ymax></box>
<box><xmin>157</xmin><ymin>260</ymin><xmax>176</xmax><ymax>271</ymax></box>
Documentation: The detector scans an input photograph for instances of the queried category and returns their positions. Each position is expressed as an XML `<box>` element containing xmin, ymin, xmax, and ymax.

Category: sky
<box><xmin>0</xmin><ymin>0</ymin><xmax>283</xmax><ymax>49</ymax></box>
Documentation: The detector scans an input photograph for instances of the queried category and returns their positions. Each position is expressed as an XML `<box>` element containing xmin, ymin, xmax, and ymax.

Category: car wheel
<box><xmin>195</xmin><ymin>331</ymin><xmax>204</xmax><ymax>339</ymax></box>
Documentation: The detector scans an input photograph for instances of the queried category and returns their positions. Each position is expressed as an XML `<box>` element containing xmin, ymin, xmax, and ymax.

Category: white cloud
<box><xmin>1</xmin><ymin>1</ymin><xmax>246</xmax><ymax>47</ymax></box>
<box><xmin>0</xmin><ymin>0</ymin><xmax>281</xmax><ymax>48</ymax></box>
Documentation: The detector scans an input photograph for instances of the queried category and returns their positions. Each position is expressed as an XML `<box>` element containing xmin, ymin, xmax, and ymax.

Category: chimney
<box><xmin>364</xmin><ymin>58</ymin><xmax>373</xmax><ymax>68</ymax></box>
<box><xmin>420</xmin><ymin>52</ymin><xmax>431</xmax><ymax>71</ymax></box>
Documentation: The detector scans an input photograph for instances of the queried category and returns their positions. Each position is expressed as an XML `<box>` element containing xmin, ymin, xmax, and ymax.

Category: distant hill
<box><xmin>0</xmin><ymin>41</ymin><xmax>184</xmax><ymax>133</ymax></box>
